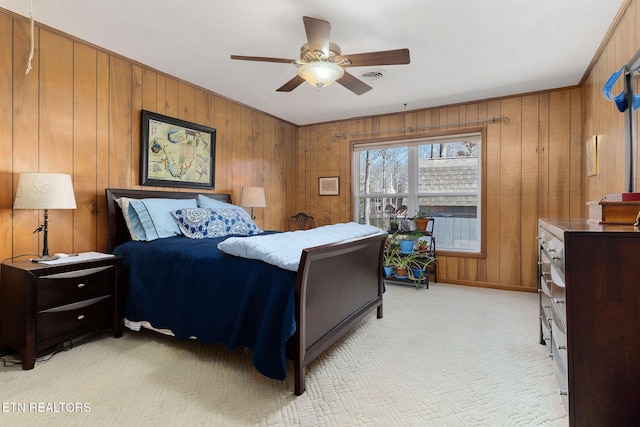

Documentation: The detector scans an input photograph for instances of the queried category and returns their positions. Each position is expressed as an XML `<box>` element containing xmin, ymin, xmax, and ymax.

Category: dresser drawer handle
<box><xmin>77</xmin><ymin>315</ymin><xmax>85</xmax><ymax>321</ymax></box>
<box><xmin>77</xmin><ymin>283</ymin><xmax>86</xmax><ymax>289</ymax></box>
<box><xmin>558</xmin><ymin>345</ymin><xmax>566</xmax><ymax>350</ymax></box>
<box><xmin>559</xmin><ymin>390</ymin><xmax>568</xmax><ymax>396</ymax></box>
<box><xmin>554</xmin><ymin>298</ymin><xmax>565</xmax><ymax>304</ymax></box>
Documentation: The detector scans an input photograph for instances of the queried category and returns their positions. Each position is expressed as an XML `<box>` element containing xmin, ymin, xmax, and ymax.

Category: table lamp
<box><xmin>13</xmin><ymin>173</ymin><xmax>77</xmax><ymax>262</ymax></box>
<box><xmin>240</xmin><ymin>186</ymin><xmax>266</xmax><ymax>219</ymax></box>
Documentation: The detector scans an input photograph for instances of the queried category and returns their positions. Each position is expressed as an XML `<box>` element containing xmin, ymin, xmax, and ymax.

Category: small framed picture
<box><xmin>318</xmin><ymin>176</ymin><xmax>339</xmax><ymax>196</ymax></box>
<box><xmin>586</xmin><ymin>135</ymin><xmax>598</xmax><ymax>177</ymax></box>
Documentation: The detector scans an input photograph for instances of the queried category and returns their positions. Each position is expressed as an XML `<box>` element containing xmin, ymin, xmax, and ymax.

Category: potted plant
<box><xmin>415</xmin><ymin>233</ymin><xmax>432</xmax><ymax>252</ymax></box>
<box><xmin>398</xmin><ymin>237</ymin><xmax>415</xmax><ymax>254</ymax></box>
<box><xmin>412</xmin><ymin>210</ymin><xmax>432</xmax><ymax>231</ymax></box>
<box><xmin>383</xmin><ymin>241</ymin><xmax>400</xmax><ymax>277</ymax></box>
<box><xmin>408</xmin><ymin>254</ymin><xmax>437</xmax><ymax>287</ymax></box>
<box><xmin>390</xmin><ymin>250</ymin><xmax>422</xmax><ymax>278</ymax></box>
<box><xmin>398</xmin><ymin>229</ymin><xmax>425</xmax><ymax>254</ymax></box>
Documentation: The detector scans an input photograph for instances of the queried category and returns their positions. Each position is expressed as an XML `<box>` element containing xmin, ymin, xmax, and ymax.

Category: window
<box><xmin>353</xmin><ymin>132</ymin><xmax>483</xmax><ymax>253</ymax></box>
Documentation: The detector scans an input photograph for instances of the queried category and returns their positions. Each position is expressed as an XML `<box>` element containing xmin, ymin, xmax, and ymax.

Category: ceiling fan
<box><xmin>230</xmin><ymin>16</ymin><xmax>410</xmax><ymax>95</ymax></box>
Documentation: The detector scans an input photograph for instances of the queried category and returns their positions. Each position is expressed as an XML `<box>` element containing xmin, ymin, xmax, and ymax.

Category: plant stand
<box><xmin>384</xmin><ymin>253</ymin><xmax>435</xmax><ymax>289</ymax></box>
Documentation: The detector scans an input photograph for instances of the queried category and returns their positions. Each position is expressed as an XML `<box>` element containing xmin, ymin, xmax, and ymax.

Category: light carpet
<box><xmin>0</xmin><ymin>283</ymin><xmax>567</xmax><ymax>426</ymax></box>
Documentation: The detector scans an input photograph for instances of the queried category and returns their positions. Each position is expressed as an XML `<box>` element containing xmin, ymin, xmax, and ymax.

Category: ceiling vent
<box><xmin>361</xmin><ymin>69</ymin><xmax>386</xmax><ymax>80</ymax></box>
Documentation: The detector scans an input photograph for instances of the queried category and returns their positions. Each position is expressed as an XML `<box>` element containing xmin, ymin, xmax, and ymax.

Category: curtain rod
<box><xmin>331</xmin><ymin>115</ymin><xmax>509</xmax><ymax>141</ymax></box>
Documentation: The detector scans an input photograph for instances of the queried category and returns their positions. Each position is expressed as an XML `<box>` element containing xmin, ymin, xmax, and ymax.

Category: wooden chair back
<box><xmin>289</xmin><ymin>212</ymin><xmax>315</xmax><ymax>231</ymax></box>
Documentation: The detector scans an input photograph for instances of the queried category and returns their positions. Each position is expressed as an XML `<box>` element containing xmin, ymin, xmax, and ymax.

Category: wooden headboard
<box><xmin>104</xmin><ymin>188</ymin><xmax>232</xmax><ymax>252</ymax></box>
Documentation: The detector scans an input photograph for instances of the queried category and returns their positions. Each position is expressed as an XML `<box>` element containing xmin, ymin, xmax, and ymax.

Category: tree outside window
<box><xmin>354</xmin><ymin>132</ymin><xmax>482</xmax><ymax>253</ymax></box>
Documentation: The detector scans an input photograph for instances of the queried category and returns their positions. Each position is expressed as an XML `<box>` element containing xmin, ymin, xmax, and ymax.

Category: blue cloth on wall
<box><xmin>113</xmin><ymin>233</ymin><xmax>297</xmax><ymax>380</ymax></box>
<box><xmin>603</xmin><ymin>66</ymin><xmax>640</xmax><ymax>113</ymax></box>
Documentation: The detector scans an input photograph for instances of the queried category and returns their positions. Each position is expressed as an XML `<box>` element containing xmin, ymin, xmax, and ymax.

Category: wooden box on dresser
<box><xmin>538</xmin><ymin>219</ymin><xmax>640</xmax><ymax>426</ymax></box>
<box><xmin>0</xmin><ymin>256</ymin><xmax>122</xmax><ymax>369</ymax></box>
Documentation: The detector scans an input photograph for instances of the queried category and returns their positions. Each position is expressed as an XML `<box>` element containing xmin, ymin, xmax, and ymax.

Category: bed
<box><xmin>105</xmin><ymin>188</ymin><xmax>386</xmax><ymax>395</ymax></box>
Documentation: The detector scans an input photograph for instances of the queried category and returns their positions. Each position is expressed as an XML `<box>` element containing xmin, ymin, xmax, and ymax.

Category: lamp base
<box><xmin>31</xmin><ymin>255</ymin><xmax>59</xmax><ymax>263</ymax></box>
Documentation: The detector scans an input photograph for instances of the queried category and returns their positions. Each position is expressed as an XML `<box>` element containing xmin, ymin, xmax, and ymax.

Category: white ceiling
<box><xmin>1</xmin><ymin>0</ymin><xmax>625</xmax><ymax>126</ymax></box>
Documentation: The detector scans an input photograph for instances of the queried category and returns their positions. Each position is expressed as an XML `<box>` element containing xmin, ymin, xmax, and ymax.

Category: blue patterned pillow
<box><xmin>171</xmin><ymin>207</ymin><xmax>263</xmax><ymax>239</ymax></box>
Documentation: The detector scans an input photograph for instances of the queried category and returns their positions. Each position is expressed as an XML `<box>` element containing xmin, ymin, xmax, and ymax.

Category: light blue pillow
<box><xmin>128</xmin><ymin>198</ymin><xmax>197</xmax><ymax>241</ymax></box>
<box><xmin>171</xmin><ymin>207</ymin><xmax>263</xmax><ymax>239</ymax></box>
<box><xmin>198</xmin><ymin>194</ymin><xmax>239</xmax><ymax>210</ymax></box>
<box><xmin>116</xmin><ymin>197</ymin><xmax>145</xmax><ymax>241</ymax></box>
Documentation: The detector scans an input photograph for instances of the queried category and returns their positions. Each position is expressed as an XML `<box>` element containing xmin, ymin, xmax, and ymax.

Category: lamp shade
<box><xmin>297</xmin><ymin>62</ymin><xmax>344</xmax><ymax>88</ymax></box>
<box><xmin>240</xmin><ymin>187</ymin><xmax>266</xmax><ymax>208</ymax></box>
<box><xmin>13</xmin><ymin>173</ymin><xmax>77</xmax><ymax>210</ymax></box>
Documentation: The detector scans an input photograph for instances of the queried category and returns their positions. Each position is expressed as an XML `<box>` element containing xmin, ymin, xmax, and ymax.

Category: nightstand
<box><xmin>0</xmin><ymin>255</ymin><xmax>122</xmax><ymax>369</ymax></box>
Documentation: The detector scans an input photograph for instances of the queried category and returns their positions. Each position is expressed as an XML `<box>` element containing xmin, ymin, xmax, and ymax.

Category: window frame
<box><xmin>351</xmin><ymin>128</ymin><xmax>487</xmax><ymax>257</ymax></box>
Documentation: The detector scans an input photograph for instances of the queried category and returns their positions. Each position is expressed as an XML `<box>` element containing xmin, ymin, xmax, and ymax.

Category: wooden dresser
<box><xmin>538</xmin><ymin>219</ymin><xmax>640</xmax><ymax>426</ymax></box>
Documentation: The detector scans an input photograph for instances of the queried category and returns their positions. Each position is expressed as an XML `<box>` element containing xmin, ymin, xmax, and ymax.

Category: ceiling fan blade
<box><xmin>339</xmin><ymin>48</ymin><xmax>410</xmax><ymax>67</ymax></box>
<box><xmin>230</xmin><ymin>55</ymin><xmax>295</xmax><ymax>64</ymax></box>
<box><xmin>336</xmin><ymin>71</ymin><xmax>372</xmax><ymax>95</ymax></box>
<box><xmin>276</xmin><ymin>75</ymin><xmax>306</xmax><ymax>92</ymax></box>
<box><xmin>303</xmin><ymin>16</ymin><xmax>331</xmax><ymax>57</ymax></box>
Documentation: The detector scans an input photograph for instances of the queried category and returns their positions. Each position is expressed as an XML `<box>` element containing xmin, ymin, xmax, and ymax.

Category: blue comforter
<box><xmin>113</xmin><ymin>234</ymin><xmax>297</xmax><ymax>380</ymax></box>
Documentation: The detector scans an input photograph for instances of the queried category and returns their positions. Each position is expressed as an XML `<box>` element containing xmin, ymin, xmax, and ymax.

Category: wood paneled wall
<box><xmin>0</xmin><ymin>10</ymin><xmax>297</xmax><ymax>262</ymax></box>
<box><xmin>1</xmin><ymin>1</ymin><xmax>636</xmax><ymax>292</ymax></box>
<box><xmin>295</xmin><ymin>93</ymin><xmax>583</xmax><ymax>291</ymax></box>
<box><xmin>583</xmin><ymin>0</ymin><xmax>639</xmax><ymax>201</ymax></box>
<box><xmin>294</xmin><ymin>0</ymin><xmax>638</xmax><ymax>292</ymax></box>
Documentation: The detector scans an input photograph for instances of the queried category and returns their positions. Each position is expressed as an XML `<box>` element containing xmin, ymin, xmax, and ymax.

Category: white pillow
<box><xmin>127</xmin><ymin>198</ymin><xmax>198</xmax><ymax>241</ymax></box>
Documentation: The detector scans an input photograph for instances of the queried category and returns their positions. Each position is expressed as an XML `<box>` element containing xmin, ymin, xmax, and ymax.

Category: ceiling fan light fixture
<box><xmin>297</xmin><ymin>61</ymin><xmax>344</xmax><ymax>88</ymax></box>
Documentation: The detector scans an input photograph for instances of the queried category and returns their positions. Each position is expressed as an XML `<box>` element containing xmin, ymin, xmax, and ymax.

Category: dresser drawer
<box><xmin>552</xmin><ymin>313</ymin><xmax>567</xmax><ymax>369</ymax></box>
<box><xmin>540</xmin><ymin>294</ymin><xmax>552</xmax><ymax>354</ymax></box>
<box><xmin>540</xmin><ymin>274</ymin><xmax>552</xmax><ymax>298</ymax></box>
<box><xmin>551</xmin><ymin>292</ymin><xmax>566</xmax><ymax>331</ymax></box>
<box><xmin>37</xmin><ymin>295</ymin><xmax>114</xmax><ymax>348</ymax></box>
<box><xmin>551</xmin><ymin>285</ymin><xmax>566</xmax><ymax>323</ymax></box>
<box><xmin>37</xmin><ymin>266</ymin><xmax>115</xmax><ymax>310</ymax></box>
<box><xmin>550</xmin><ymin>268</ymin><xmax>566</xmax><ymax>328</ymax></box>
<box><xmin>539</xmin><ymin>252</ymin><xmax>552</xmax><ymax>295</ymax></box>
<box><xmin>552</xmin><ymin>337</ymin><xmax>569</xmax><ymax>412</ymax></box>
<box><xmin>539</xmin><ymin>226</ymin><xmax>564</xmax><ymax>274</ymax></box>
<box><xmin>547</xmin><ymin>239</ymin><xmax>564</xmax><ymax>273</ymax></box>
<box><xmin>550</xmin><ymin>263</ymin><xmax>565</xmax><ymax>295</ymax></box>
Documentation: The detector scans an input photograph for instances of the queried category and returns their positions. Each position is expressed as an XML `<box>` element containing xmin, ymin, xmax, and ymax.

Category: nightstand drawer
<box><xmin>37</xmin><ymin>266</ymin><xmax>115</xmax><ymax>310</ymax></box>
<box><xmin>37</xmin><ymin>295</ymin><xmax>114</xmax><ymax>348</ymax></box>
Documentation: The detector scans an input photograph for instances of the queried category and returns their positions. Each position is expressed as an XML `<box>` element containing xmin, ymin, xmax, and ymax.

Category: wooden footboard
<box><xmin>292</xmin><ymin>233</ymin><xmax>387</xmax><ymax>395</ymax></box>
